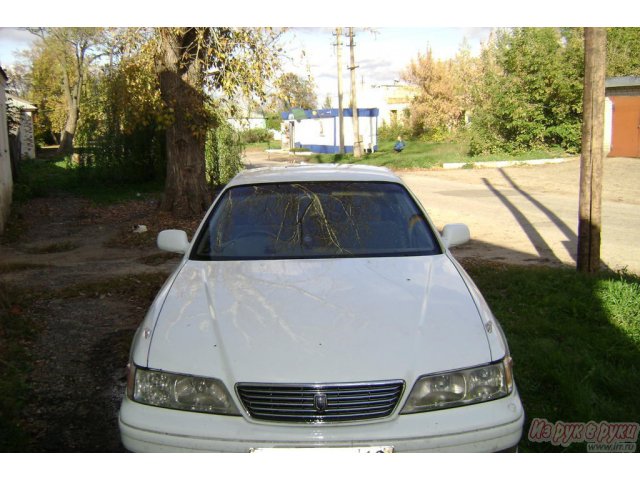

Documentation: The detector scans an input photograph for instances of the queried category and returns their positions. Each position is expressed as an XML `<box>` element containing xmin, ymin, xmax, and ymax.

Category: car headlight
<box><xmin>128</xmin><ymin>365</ymin><xmax>240</xmax><ymax>416</ymax></box>
<box><xmin>400</xmin><ymin>357</ymin><xmax>513</xmax><ymax>414</ymax></box>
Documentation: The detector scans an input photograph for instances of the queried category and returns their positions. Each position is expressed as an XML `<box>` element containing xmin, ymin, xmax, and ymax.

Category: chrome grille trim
<box><xmin>235</xmin><ymin>381</ymin><xmax>405</xmax><ymax>423</ymax></box>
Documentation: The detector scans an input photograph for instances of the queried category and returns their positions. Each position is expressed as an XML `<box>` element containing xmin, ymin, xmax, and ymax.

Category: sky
<box><xmin>0</xmin><ymin>1</ymin><xmax>633</xmax><ymax>105</ymax></box>
<box><xmin>280</xmin><ymin>27</ymin><xmax>491</xmax><ymax>104</ymax></box>
<box><xmin>0</xmin><ymin>25</ymin><xmax>492</xmax><ymax>105</ymax></box>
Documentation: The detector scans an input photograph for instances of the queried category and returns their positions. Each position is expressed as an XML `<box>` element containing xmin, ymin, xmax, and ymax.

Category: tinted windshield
<box><xmin>191</xmin><ymin>182</ymin><xmax>441</xmax><ymax>260</ymax></box>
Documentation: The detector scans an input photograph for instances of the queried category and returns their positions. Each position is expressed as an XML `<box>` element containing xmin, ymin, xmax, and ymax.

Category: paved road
<box><xmin>242</xmin><ymin>150</ymin><xmax>640</xmax><ymax>273</ymax></box>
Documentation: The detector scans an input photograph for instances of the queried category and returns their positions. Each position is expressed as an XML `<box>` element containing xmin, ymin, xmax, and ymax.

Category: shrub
<box><xmin>74</xmin><ymin>125</ymin><xmax>166</xmax><ymax>185</ymax></box>
<box><xmin>238</xmin><ymin>128</ymin><xmax>273</xmax><ymax>144</ymax></box>
<box><xmin>378</xmin><ymin>121</ymin><xmax>411</xmax><ymax>142</ymax></box>
<box><xmin>206</xmin><ymin>123</ymin><xmax>244</xmax><ymax>187</ymax></box>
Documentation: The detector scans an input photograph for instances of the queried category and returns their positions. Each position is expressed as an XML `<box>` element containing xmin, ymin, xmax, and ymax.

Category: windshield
<box><xmin>191</xmin><ymin>181</ymin><xmax>441</xmax><ymax>260</ymax></box>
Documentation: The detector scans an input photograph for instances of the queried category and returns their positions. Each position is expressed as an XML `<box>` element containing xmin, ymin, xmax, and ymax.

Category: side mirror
<box><xmin>157</xmin><ymin>229</ymin><xmax>190</xmax><ymax>254</ymax></box>
<box><xmin>441</xmin><ymin>223</ymin><xmax>470</xmax><ymax>248</ymax></box>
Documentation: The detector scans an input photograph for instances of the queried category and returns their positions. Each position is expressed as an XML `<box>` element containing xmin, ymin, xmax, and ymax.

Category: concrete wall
<box><xmin>0</xmin><ymin>74</ymin><xmax>13</xmax><ymax>235</ymax></box>
<box><xmin>604</xmin><ymin>97</ymin><xmax>613</xmax><ymax>155</ymax></box>
<box><xmin>20</xmin><ymin>110</ymin><xmax>36</xmax><ymax>159</ymax></box>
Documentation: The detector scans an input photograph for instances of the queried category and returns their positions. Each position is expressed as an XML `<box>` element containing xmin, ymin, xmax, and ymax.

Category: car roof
<box><xmin>227</xmin><ymin>164</ymin><xmax>402</xmax><ymax>187</ymax></box>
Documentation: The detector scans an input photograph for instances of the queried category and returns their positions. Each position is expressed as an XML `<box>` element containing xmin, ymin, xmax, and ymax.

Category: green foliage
<box><xmin>268</xmin><ymin>72</ymin><xmax>318</xmax><ymax>112</ymax></box>
<box><xmin>265</xmin><ymin>113</ymin><xmax>282</xmax><ymax>131</ymax></box>
<box><xmin>310</xmin><ymin>139</ymin><xmax>566</xmax><ymax>170</ymax></box>
<box><xmin>403</xmin><ymin>43</ymin><xmax>480</xmax><ymax>142</ymax></box>
<box><xmin>74</xmin><ymin>48</ymin><xmax>167</xmax><ymax>185</ymax></box>
<box><xmin>75</xmin><ymin>126</ymin><xmax>166</xmax><ymax>184</ymax></box>
<box><xmin>16</xmin><ymin>38</ymin><xmax>67</xmax><ymax>145</ymax></box>
<box><xmin>12</xmin><ymin>158</ymin><xmax>164</xmax><ymax>205</ymax></box>
<box><xmin>469</xmin><ymin>28</ymin><xmax>584</xmax><ymax>156</ymax></box>
<box><xmin>378</xmin><ymin>121</ymin><xmax>412</xmax><ymax>142</ymax></box>
<box><xmin>238</xmin><ymin>128</ymin><xmax>273</xmax><ymax>144</ymax></box>
<box><xmin>206</xmin><ymin>120</ymin><xmax>244</xmax><ymax>187</ymax></box>
<box><xmin>607</xmin><ymin>27</ymin><xmax>640</xmax><ymax>76</ymax></box>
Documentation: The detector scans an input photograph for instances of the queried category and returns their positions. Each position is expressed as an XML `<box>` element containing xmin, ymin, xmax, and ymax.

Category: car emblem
<box><xmin>314</xmin><ymin>393</ymin><xmax>328</xmax><ymax>412</ymax></box>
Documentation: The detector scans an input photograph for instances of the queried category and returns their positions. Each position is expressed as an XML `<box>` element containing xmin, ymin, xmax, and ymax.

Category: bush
<box><xmin>378</xmin><ymin>121</ymin><xmax>411</xmax><ymax>142</ymax></box>
<box><xmin>238</xmin><ymin>128</ymin><xmax>273</xmax><ymax>144</ymax></box>
<box><xmin>206</xmin><ymin>123</ymin><xmax>244</xmax><ymax>187</ymax></box>
<box><xmin>265</xmin><ymin>114</ymin><xmax>282</xmax><ymax>131</ymax></box>
<box><xmin>74</xmin><ymin>125</ymin><xmax>166</xmax><ymax>185</ymax></box>
<box><xmin>468</xmin><ymin>28</ymin><xmax>584</xmax><ymax>156</ymax></box>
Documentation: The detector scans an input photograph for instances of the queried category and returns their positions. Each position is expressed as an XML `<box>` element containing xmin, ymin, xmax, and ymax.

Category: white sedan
<box><xmin>119</xmin><ymin>164</ymin><xmax>524</xmax><ymax>452</ymax></box>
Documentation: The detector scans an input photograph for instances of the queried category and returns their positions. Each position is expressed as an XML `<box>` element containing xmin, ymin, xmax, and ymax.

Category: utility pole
<box><xmin>335</xmin><ymin>28</ymin><xmax>345</xmax><ymax>155</ymax></box>
<box><xmin>349</xmin><ymin>27</ymin><xmax>362</xmax><ymax>158</ymax></box>
<box><xmin>577</xmin><ymin>27</ymin><xmax>607</xmax><ymax>274</ymax></box>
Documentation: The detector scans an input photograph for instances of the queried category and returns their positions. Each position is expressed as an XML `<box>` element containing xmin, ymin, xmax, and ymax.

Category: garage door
<box><xmin>609</xmin><ymin>96</ymin><xmax>640</xmax><ymax>158</ymax></box>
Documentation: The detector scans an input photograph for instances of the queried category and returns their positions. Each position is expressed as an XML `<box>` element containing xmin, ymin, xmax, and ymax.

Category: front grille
<box><xmin>236</xmin><ymin>381</ymin><xmax>404</xmax><ymax>423</ymax></box>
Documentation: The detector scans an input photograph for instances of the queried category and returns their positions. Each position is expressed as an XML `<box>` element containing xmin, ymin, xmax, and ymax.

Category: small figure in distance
<box><xmin>394</xmin><ymin>136</ymin><xmax>405</xmax><ymax>153</ymax></box>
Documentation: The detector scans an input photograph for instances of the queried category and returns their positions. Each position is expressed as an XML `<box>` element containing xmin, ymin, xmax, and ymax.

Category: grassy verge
<box><xmin>309</xmin><ymin>140</ymin><xmax>568</xmax><ymax>169</ymax></box>
<box><xmin>462</xmin><ymin>260</ymin><xmax>640</xmax><ymax>452</ymax></box>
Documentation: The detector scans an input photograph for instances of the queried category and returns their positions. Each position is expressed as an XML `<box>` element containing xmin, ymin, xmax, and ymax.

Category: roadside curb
<box><xmin>442</xmin><ymin>158</ymin><xmax>572</xmax><ymax>170</ymax></box>
<box><xmin>265</xmin><ymin>149</ymin><xmax>313</xmax><ymax>157</ymax></box>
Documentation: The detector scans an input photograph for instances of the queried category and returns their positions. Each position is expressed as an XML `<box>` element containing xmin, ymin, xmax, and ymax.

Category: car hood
<box><xmin>146</xmin><ymin>255</ymin><xmax>492</xmax><ymax>384</ymax></box>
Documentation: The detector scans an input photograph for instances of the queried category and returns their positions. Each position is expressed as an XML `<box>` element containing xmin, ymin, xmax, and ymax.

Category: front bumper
<box><xmin>119</xmin><ymin>388</ymin><xmax>524</xmax><ymax>452</ymax></box>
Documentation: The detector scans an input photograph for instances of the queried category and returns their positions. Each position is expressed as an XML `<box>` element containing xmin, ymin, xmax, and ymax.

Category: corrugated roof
<box><xmin>6</xmin><ymin>93</ymin><xmax>37</xmax><ymax>111</ymax></box>
<box><xmin>605</xmin><ymin>76</ymin><xmax>640</xmax><ymax>88</ymax></box>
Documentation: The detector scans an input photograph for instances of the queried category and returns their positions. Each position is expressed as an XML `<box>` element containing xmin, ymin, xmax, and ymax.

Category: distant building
<box><xmin>228</xmin><ymin>115</ymin><xmax>267</xmax><ymax>131</ymax></box>
<box><xmin>359</xmin><ymin>81</ymin><xmax>418</xmax><ymax>127</ymax></box>
<box><xmin>280</xmin><ymin>108</ymin><xmax>379</xmax><ymax>154</ymax></box>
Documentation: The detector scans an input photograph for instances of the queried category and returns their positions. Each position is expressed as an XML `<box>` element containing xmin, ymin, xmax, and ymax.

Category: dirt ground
<box><xmin>0</xmin><ymin>154</ymin><xmax>637</xmax><ymax>451</ymax></box>
<box><xmin>0</xmin><ymin>195</ymin><xmax>194</xmax><ymax>452</ymax></box>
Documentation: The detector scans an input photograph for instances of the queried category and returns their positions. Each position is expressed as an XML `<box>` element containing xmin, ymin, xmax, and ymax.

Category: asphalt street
<box><xmin>243</xmin><ymin>150</ymin><xmax>640</xmax><ymax>273</ymax></box>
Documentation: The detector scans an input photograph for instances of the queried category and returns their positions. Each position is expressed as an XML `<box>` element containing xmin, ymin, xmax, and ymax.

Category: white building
<box><xmin>281</xmin><ymin>108</ymin><xmax>378</xmax><ymax>154</ymax></box>
<box><xmin>6</xmin><ymin>94</ymin><xmax>37</xmax><ymax>160</ymax></box>
<box><xmin>356</xmin><ymin>81</ymin><xmax>418</xmax><ymax>127</ymax></box>
<box><xmin>227</xmin><ymin>116</ymin><xmax>267</xmax><ymax>131</ymax></box>
<box><xmin>0</xmin><ymin>66</ymin><xmax>13</xmax><ymax>235</ymax></box>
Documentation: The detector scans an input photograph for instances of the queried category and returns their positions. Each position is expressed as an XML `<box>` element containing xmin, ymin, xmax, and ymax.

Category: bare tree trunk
<box><xmin>156</xmin><ymin>28</ymin><xmax>211</xmax><ymax>216</ymax></box>
<box><xmin>577</xmin><ymin>28</ymin><xmax>607</xmax><ymax>273</ymax></box>
<box><xmin>57</xmin><ymin>56</ymin><xmax>82</xmax><ymax>156</ymax></box>
<box><xmin>58</xmin><ymin>105</ymin><xmax>78</xmax><ymax>155</ymax></box>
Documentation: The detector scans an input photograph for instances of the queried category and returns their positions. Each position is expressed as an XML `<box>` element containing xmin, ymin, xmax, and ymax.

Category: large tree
<box><xmin>403</xmin><ymin>46</ymin><xmax>479</xmax><ymax>139</ymax></box>
<box><xmin>152</xmin><ymin>27</ymin><xmax>282</xmax><ymax>215</ymax></box>
<box><xmin>27</xmin><ymin>28</ymin><xmax>106</xmax><ymax>154</ymax></box>
<box><xmin>607</xmin><ymin>27</ymin><xmax>640</xmax><ymax>77</ymax></box>
<box><xmin>469</xmin><ymin>28</ymin><xmax>584</xmax><ymax>155</ymax></box>
<box><xmin>269</xmin><ymin>72</ymin><xmax>317</xmax><ymax>112</ymax></box>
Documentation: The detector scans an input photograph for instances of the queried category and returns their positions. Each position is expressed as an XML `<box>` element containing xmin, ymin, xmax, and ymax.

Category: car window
<box><xmin>191</xmin><ymin>182</ymin><xmax>442</xmax><ymax>260</ymax></box>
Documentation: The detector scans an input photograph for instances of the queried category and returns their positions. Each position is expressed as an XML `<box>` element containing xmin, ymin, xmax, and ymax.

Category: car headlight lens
<box><xmin>400</xmin><ymin>357</ymin><xmax>513</xmax><ymax>414</ymax></box>
<box><xmin>129</xmin><ymin>366</ymin><xmax>240</xmax><ymax>416</ymax></box>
